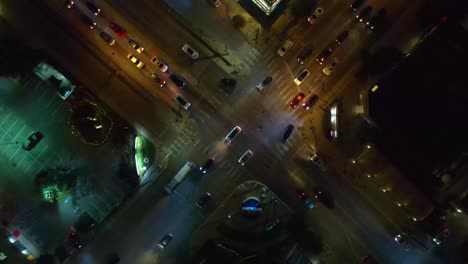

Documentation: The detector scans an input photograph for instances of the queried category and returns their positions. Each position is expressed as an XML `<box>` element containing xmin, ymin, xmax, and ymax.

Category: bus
<box><xmin>164</xmin><ymin>161</ymin><xmax>195</xmax><ymax>193</ymax></box>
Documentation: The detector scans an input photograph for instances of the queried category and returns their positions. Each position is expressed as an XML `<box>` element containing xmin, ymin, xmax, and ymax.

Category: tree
<box><xmin>232</xmin><ymin>15</ymin><xmax>246</xmax><ymax>29</ymax></box>
<box><xmin>33</xmin><ymin>166</ymin><xmax>78</xmax><ymax>202</ymax></box>
<box><xmin>0</xmin><ymin>36</ymin><xmax>43</xmax><ymax>78</ymax></box>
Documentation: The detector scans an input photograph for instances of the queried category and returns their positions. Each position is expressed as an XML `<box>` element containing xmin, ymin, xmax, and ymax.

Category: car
<box><xmin>127</xmin><ymin>54</ymin><xmax>145</xmax><ymax>69</ymax></box>
<box><xmin>256</xmin><ymin>76</ymin><xmax>272</xmax><ymax>92</ymax></box>
<box><xmin>68</xmin><ymin>232</ymin><xmax>82</xmax><ymax>249</ymax></box>
<box><xmin>207</xmin><ymin>0</ymin><xmax>221</xmax><ymax>8</ymax></box>
<box><xmin>150</xmin><ymin>57</ymin><xmax>169</xmax><ymax>72</ymax></box>
<box><xmin>350</xmin><ymin>0</ymin><xmax>365</xmax><ymax>11</ymax></box>
<box><xmin>99</xmin><ymin>32</ymin><xmax>115</xmax><ymax>45</ymax></box>
<box><xmin>302</xmin><ymin>94</ymin><xmax>319</xmax><ymax>110</ymax></box>
<box><xmin>182</xmin><ymin>44</ymin><xmax>199</xmax><ymax>59</ymax></box>
<box><xmin>80</xmin><ymin>14</ymin><xmax>96</xmax><ymax>29</ymax></box>
<box><xmin>109</xmin><ymin>22</ymin><xmax>127</xmax><ymax>38</ymax></box>
<box><xmin>175</xmin><ymin>94</ymin><xmax>191</xmax><ymax>110</ymax></box>
<box><xmin>290</xmin><ymin>93</ymin><xmax>305</xmax><ymax>108</ymax></box>
<box><xmin>169</xmin><ymin>74</ymin><xmax>186</xmax><ymax>89</ymax></box>
<box><xmin>238</xmin><ymin>150</ymin><xmax>253</xmax><ymax>165</ymax></box>
<box><xmin>65</xmin><ymin>0</ymin><xmax>75</xmax><ymax>8</ymax></box>
<box><xmin>196</xmin><ymin>192</ymin><xmax>212</xmax><ymax>208</ymax></box>
<box><xmin>277</xmin><ymin>39</ymin><xmax>293</xmax><ymax>56</ymax></box>
<box><xmin>310</xmin><ymin>154</ymin><xmax>327</xmax><ymax>171</ymax></box>
<box><xmin>366</xmin><ymin>8</ymin><xmax>387</xmax><ymax>30</ymax></box>
<box><xmin>22</xmin><ymin>132</ymin><xmax>44</xmax><ymax>151</ymax></box>
<box><xmin>314</xmin><ymin>189</ymin><xmax>334</xmax><ymax>208</ymax></box>
<box><xmin>225</xmin><ymin>126</ymin><xmax>241</xmax><ymax>143</ymax></box>
<box><xmin>316</xmin><ymin>48</ymin><xmax>333</xmax><ymax>64</ymax></box>
<box><xmin>85</xmin><ymin>1</ymin><xmax>101</xmax><ymax>16</ymax></box>
<box><xmin>158</xmin><ymin>233</ymin><xmax>173</xmax><ymax>249</ymax></box>
<box><xmin>281</xmin><ymin>124</ymin><xmax>294</xmax><ymax>141</ymax></box>
<box><xmin>330</xmin><ymin>105</ymin><xmax>339</xmax><ymax>139</ymax></box>
<box><xmin>199</xmin><ymin>158</ymin><xmax>214</xmax><ymax>174</ymax></box>
<box><xmin>297</xmin><ymin>48</ymin><xmax>313</xmax><ymax>64</ymax></box>
<box><xmin>356</xmin><ymin>6</ymin><xmax>373</xmax><ymax>23</ymax></box>
<box><xmin>293</xmin><ymin>69</ymin><xmax>310</xmax><ymax>85</ymax></box>
<box><xmin>297</xmin><ymin>190</ymin><xmax>316</xmax><ymax>209</ymax></box>
<box><xmin>129</xmin><ymin>39</ymin><xmax>144</xmax><ymax>53</ymax></box>
<box><xmin>432</xmin><ymin>228</ymin><xmax>450</xmax><ymax>245</ymax></box>
<box><xmin>56</xmin><ymin>84</ymin><xmax>75</xmax><ymax>100</ymax></box>
<box><xmin>335</xmin><ymin>30</ymin><xmax>349</xmax><ymax>45</ymax></box>
<box><xmin>307</xmin><ymin>7</ymin><xmax>324</xmax><ymax>24</ymax></box>
<box><xmin>394</xmin><ymin>233</ymin><xmax>411</xmax><ymax>250</ymax></box>
<box><xmin>361</xmin><ymin>255</ymin><xmax>378</xmax><ymax>264</ymax></box>
<box><xmin>150</xmin><ymin>73</ymin><xmax>167</xmax><ymax>87</ymax></box>
<box><xmin>322</xmin><ymin>60</ymin><xmax>337</xmax><ymax>75</ymax></box>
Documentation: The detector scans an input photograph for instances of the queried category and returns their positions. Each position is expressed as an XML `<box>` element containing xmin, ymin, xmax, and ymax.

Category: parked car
<box><xmin>293</xmin><ymin>69</ymin><xmax>310</xmax><ymax>85</ymax></box>
<box><xmin>99</xmin><ymin>32</ymin><xmax>115</xmax><ymax>45</ymax></box>
<box><xmin>127</xmin><ymin>54</ymin><xmax>145</xmax><ymax>69</ymax></box>
<box><xmin>297</xmin><ymin>190</ymin><xmax>316</xmax><ymax>209</ymax></box>
<box><xmin>109</xmin><ymin>22</ymin><xmax>127</xmax><ymax>38</ymax></box>
<box><xmin>281</xmin><ymin>124</ymin><xmax>294</xmax><ymax>142</ymax></box>
<box><xmin>225</xmin><ymin>126</ymin><xmax>241</xmax><ymax>143</ymax></box>
<box><xmin>151</xmin><ymin>57</ymin><xmax>169</xmax><ymax>72</ymax></box>
<box><xmin>22</xmin><ymin>132</ymin><xmax>44</xmax><ymax>151</ymax></box>
<box><xmin>238</xmin><ymin>150</ymin><xmax>253</xmax><ymax>165</ymax></box>
<box><xmin>150</xmin><ymin>73</ymin><xmax>167</xmax><ymax>87</ymax></box>
<box><xmin>297</xmin><ymin>48</ymin><xmax>313</xmax><ymax>64</ymax></box>
<box><xmin>85</xmin><ymin>1</ymin><xmax>101</xmax><ymax>16</ymax></box>
<box><xmin>310</xmin><ymin>153</ymin><xmax>327</xmax><ymax>171</ymax></box>
<box><xmin>307</xmin><ymin>7</ymin><xmax>324</xmax><ymax>24</ymax></box>
<box><xmin>289</xmin><ymin>92</ymin><xmax>305</xmax><ymax>108</ymax></box>
<box><xmin>322</xmin><ymin>60</ymin><xmax>338</xmax><ymax>75</ymax></box>
<box><xmin>335</xmin><ymin>30</ymin><xmax>349</xmax><ymax>45</ymax></box>
<box><xmin>303</xmin><ymin>94</ymin><xmax>319</xmax><ymax>110</ymax></box>
<box><xmin>256</xmin><ymin>76</ymin><xmax>272</xmax><ymax>92</ymax></box>
<box><xmin>169</xmin><ymin>74</ymin><xmax>186</xmax><ymax>89</ymax></box>
<box><xmin>277</xmin><ymin>39</ymin><xmax>293</xmax><ymax>56</ymax></box>
<box><xmin>316</xmin><ymin>48</ymin><xmax>333</xmax><ymax>64</ymax></box>
<box><xmin>175</xmin><ymin>94</ymin><xmax>191</xmax><ymax>110</ymax></box>
<box><xmin>199</xmin><ymin>158</ymin><xmax>214</xmax><ymax>174</ymax></box>
<box><xmin>129</xmin><ymin>39</ymin><xmax>144</xmax><ymax>53</ymax></box>
<box><xmin>196</xmin><ymin>192</ymin><xmax>212</xmax><ymax>208</ymax></box>
<box><xmin>182</xmin><ymin>44</ymin><xmax>199</xmax><ymax>59</ymax></box>
<box><xmin>158</xmin><ymin>233</ymin><xmax>173</xmax><ymax>249</ymax></box>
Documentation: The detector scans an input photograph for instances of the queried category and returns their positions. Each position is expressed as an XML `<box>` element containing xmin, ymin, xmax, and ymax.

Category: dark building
<box><xmin>368</xmin><ymin>16</ymin><xmax>468</xmax><ymax>198</ymax></box>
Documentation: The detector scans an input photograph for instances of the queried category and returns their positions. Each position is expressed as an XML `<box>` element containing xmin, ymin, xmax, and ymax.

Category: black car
<box><xmin>314</xmin><ymin>189</ymin><xmax>334</xmax><ymax>208</ymax></box>
<box><xmin>335</xmin><ymin>30</ymin><xmax>349</xmax><ymax>45</ymax></box>
<box><xmin>302</xmin><ymin>94</ymin><xmax>319</xmax><ymax>110</ymax></box>
<box><xmin>158</xmin><ymin>233</ymin><xmax>173</xmax><ymax>248</ymax></box>
<box><xmin>356</xmin><ymin>6</ymin><xmax>373</xmax><ymax>23</ymax></box>
<box><xmin>68</xmin><ymin>232</ymin><xmax>82</xmax><ymax>249</ymax></box>
<box><xmin>366</xmin><ymin>8</ymin><xmax>387</xmax><ymax>30</ymax></box>
<box><xmin>350</xmin><ymin>0</ymin><xmax>365</xmax><ymax>11</ymax></box>
<box><xmin>256</xmin><ymin>76</ymin><xmax>272</xmax><ymax>91</ymax></box>
<box><xmin>316</xmin><ymin>48</ymin><xmax>333</xmax><ymax>64</ymax></box>
<box><xmin>99</xmin><ymin>32</ymin><xmax>115</xmax><ymax>45</ymax></box>
<box><xmin>297</xmin><ymin>48</ymin><xmax>313</xmax><ymax>64</ymax></box>
<box><xmin>297</xmin><ymin>190</ymin><xmax>316</xmax><ymax>209</ymax></box>
<box><xmin>199</xmin><ymin>158</ymin><xmax>214</xmax><ymax>174</ymax></box>
<box><xmin>85</xmin><ymin>1</ymin><xmax>101</xmax><ymax>15</ymax></box>
<box><xmin>281</xmin><ymin>124</ymin><xmax>294</xmax><ymax>142</ymax></box>
<box><xmin>196</xmin><ymin>192</ymin><xmax>212</xmax><ymax>208</ymax></box>
<box><xmin>79</xmin><ymin>14</ymin><xmax>96</xmax><ymax>29</ymax></box>
<box><xmin>22</xmin><ymin>132</ymin><xmax>44</xmax><ymax>151</ymax></box>
<box><xmin>169</xmin><ymin>74</ymin><xmax>186</xmax><ymax>89</ymax></box>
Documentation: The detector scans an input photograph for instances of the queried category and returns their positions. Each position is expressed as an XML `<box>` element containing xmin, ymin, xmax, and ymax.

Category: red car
<box><xmin>290</xmin><ymin>93</ymin><xmax>305</xmax><ymax>108</ymax></box>
<box><xmin>109</xmin><ymin>22</ymin><xmax>127</xmax><ymax>38</ymax></box>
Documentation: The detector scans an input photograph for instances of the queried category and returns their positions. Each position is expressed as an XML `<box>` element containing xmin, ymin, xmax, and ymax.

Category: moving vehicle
<box><xmin>256</xmin><ymin>76</ymin><xmax>272</xmax><ymax>92</ymax></box>
<box><xmin>238</xmin><ymin>150</ymin><xmax>253</xmax><ymax>165</ymax></box>
<box><xmin>366</xmin><ymin>8</ymin><xmax>387</xmax><ymax>30</ymax></box>
<box><xmin>151</xmin><ymin>57</ymin><xmax>169</xmax><ymax>72</ymax></box>
<box><xmin>310</xmin><ymin>154</ymin><xmax>327</xmax><ymax>171</ymax></box>
<box><xmin>432</xmin><ymin>228</ymin><xmax>450</xmax><ymax>245</ymax></box>
<box><xmin>225</xmin><ymin>126</ymin><xmax>241</xmax><ymax>143</ymax></box>
<box><xmin>65</xmin><ymin>0</ymin><xmax>75</xmax><ymax>8</ymax></box>
<box><xmin>158</xmin><ymin>233</ymin><xmax>173</xmax><ymax>249</ymax></box>
<box><xmin>356</xmin><ymin>6</ymin><xmax>373</xmax><ymax>23</ymax></box>
<box><xmin>99</xmin><ymin>32</ymin><xmax>115</xmax><ymax>45</ymax></box>
<box><xmin>169</xmin><ymin>74</ymin><xmax>186</xmax><ymax>89</ymax></box>
<box><xmin>182</xmin><ymin>44</ymin><xmax>199</xmax><ymax>59</ymax></box>
<box><xmin>129</xmin><ymin>39</ymin><xmax>144</xmax><ymax>53</ymax></box>
<box><xmin>297</xmin><ymin>48</ymin><xmax>313</xmax><ymax>64</ymax></box>
<box><xmin>150</xmin><ymin>73</ymin><xmax>167</xmax><ymax>87</ymax></box>
<box><xmin>314</xmin><ymin>189</ymin><xmax>334</xmax><ymax>208</ymax></box>
<box><xmin>80</xmin><ymin>14</ymin><xmax>96</xmax><ymax>29</ymax></box>
<box><xmin>22</xmin><ymin>132</ymin><xmax>44</xmax><ymax>151</ymax></box>
<box><xmin>307</xmin><ymin>7</ymin><xmax>324</xmax><ymax>24</ymax></box>
<box><xmin>350</xmin><ymin>0</ymin><xmax>365</xmax><ymax>11</ymax></box>
<box><xmin>293</xmin><ymin>69</ymin><xmax>310</xmax><ymax>85</ymax></box>
<box><xmin>297</xmin><ymin>190</ymin><xmax>316</xmax><ymax>209</ymax></box>
<box><xmin>85</xmin><ymin>1</ymin><xmax>101</xmax><ymax>16</ymax></box>
<box><xmin>277</xmin><ymin>39</ymin><xmax>293</xmax><ymax>56</ymax></box>
<box><xmin>336</xmin><ymin>30</ymin><xmax>349</xmax><ymax>45</ymax></box>
<box><xmin>164</xmin><ymin>161</ymin><xmax>195</xmax><ymax>193</ymax></box>
<box><xmin>290</xmin><ymin>93</ymin><xmax>305</xmax><ymax>108</ymax></box>
<box><xmin>127</xmin><ymin>54</ymin><xmax>145</xmax><ymax>69</ymax></box>
<box><xmin>68</xmin><ymin>232</ymin><xmax>82</xmax><ymax>249</ymax></box>
<box><xmin>303</xmin><ymin>94</ymin><xmax>319</xmax><ymax>110</ymax></box>
<box><xmin>196</xmin><ymin>192</ymin><xmax>212</xmax><ymax>208</ymax></box>
<box><xmin>281</xmin><ymin>124</ymin><xmax>294</xmax><ymax>142</ymax></box>
<box><xmin>109</xmin><ymin>22</ymin><xmax>127</xmax><ymax>38</ymax></box>
<box><xmin>199</xmin><ymin>158</ymin><xmax>214</xmax><ymax>174</ymax></box>
<box><xmin>175</xmin><ymin>95</ymin><xmax>191</xmax><ymax>110</ymax></box>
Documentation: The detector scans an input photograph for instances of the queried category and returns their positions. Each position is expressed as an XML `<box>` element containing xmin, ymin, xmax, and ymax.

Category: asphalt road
<box><xmin>0</xmin><ymin>0</ymin><xmax>454</xmax><ymax>263</ymax></box>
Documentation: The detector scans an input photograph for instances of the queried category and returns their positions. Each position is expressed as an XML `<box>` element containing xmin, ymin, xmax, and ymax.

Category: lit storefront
<box><xmin>251</xmin><ymin>0</ymin><xmax>282</xmax><ymax>15</ymax></box>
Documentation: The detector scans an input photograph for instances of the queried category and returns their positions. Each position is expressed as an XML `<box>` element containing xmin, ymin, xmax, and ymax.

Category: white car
<box><xmin>182</xmin><ymin>44</ymin><xmax>199</xmax><ymax>59</ymax></box>
<box><xmin>307</xmin><ymin>7</ymin><xmax>324</xmax><ymax>24</ymax></box>
<box><xmin>310</xmin><ymin>154</ymin><xmax>327</xmax><ymax>171</ymax></box>
<box><xmin>225</xmin><ymin>126</ymin><xmax>241</xmax><ymax>143</ymax></box>
<box><xmin>322</xmin><ymin>60</ymin><xmax>337</xmax><ymax>75</ymax></box>
<box><xmin>151</xmin><ymin>56</ymin><xmax>169</xmax><ymax>72</ymax></box>
<box><xmin>238</xmin><ymin>150</ymin><xmax>253</xmax><ymax>165</ymax></box>
<box><xmin>293</xmin><ymin>69</ymin><xmax>310</xmax><ymax>85</ymax></box>
<box><xmin>277</xmin><ymin>39</ymin><xmax>293</xmax><ymax>56</ymax></box>
<box><xmin>175</xmin><ymin>95</ymin><xmax>191</xmax><ymax>110</ymax></box>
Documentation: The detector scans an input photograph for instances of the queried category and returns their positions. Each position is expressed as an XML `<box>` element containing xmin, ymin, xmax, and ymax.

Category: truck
<box><xmin>164</xmin><ymin>161</ymin><xmax>195</xmax><ymax>193</ymax></box>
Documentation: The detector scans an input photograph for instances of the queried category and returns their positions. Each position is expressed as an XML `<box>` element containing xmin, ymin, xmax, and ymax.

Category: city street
<box><xmin>0</xmin><ymin>0</ymin><xmax>459</xmax><ymax>263</ymax></box>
